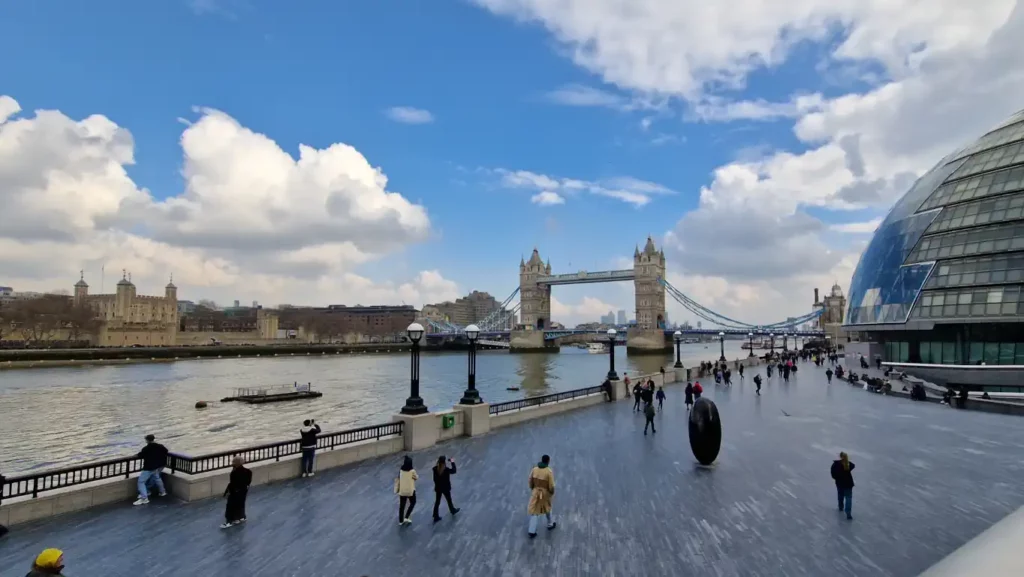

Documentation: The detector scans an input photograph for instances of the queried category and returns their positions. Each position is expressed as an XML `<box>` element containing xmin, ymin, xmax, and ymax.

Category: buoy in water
<box><xmin>506</xmin><ymin>387</ymin><xmax>521</xmax><ymax>391</ymax></box>
<box><xmin>195</xmin><ymin>401</ymin><xmax>208</xmax><ymax>409</ymax></box>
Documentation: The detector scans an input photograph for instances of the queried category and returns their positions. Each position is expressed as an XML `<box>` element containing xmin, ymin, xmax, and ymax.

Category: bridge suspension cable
<box><xmin>660</xmin><ymin>278</ymin><xmax>823</xmax><ymax>332</ymax></box>
<box><xmin>426</xmin><ymin>287</ymin><xmax>520</xmax><ymax>334</ymax></box>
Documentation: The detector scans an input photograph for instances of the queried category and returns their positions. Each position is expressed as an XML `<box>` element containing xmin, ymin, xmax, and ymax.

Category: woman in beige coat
<box><xmin>527</xmin><ymin>454</ymin><xmax>557</xmax><ymax>537</ymax></box>
<box><xmin>395</xmin><ymin>455</ymin><xmax>418</xmax><ymax>526</ymax></box>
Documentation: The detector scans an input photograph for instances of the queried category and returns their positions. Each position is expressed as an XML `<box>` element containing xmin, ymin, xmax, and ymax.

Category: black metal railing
<box><xmin>1</xmin><ymin>421</ymin><xmax>404</xmax><ymax>499</ymax></box>
<box><xmin>489</xmin><ymin>385</ymin><xmax>605</xmax><ymax>415</ymax></box>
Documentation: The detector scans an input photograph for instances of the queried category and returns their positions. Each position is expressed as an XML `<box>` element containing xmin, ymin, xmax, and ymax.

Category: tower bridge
<box><xmin>423</xmin><ymin>236</ymin><xmax>829</xmax><ymax>353</ymax></box>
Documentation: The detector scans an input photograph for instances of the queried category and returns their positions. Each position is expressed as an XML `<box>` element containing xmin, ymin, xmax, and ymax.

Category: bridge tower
<box><xmin>519</xmin><ymin>248</ymin><xmax>551</xmax><ymax>330</ymax></box>
<box><xmin>633</xmin><ymin>236</ymin><xmax>666</xmax><ymax>329</ymax></box>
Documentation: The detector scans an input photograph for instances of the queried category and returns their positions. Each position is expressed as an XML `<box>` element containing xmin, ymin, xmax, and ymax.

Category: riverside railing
<box><xmin>489</xmin><ymin>385</ymin><xmax>606</xmax><ymax>415</ymax></box>
<box><xmin>1</xmin><ymin>421</ymin><xmax>403</xmax><ymax>500</ymax></box>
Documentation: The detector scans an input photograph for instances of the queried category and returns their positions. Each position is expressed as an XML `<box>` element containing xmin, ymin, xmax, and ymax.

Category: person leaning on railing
<box><xmin>133</xmin><ymin>434</ymin><xmax>169</xmax><ymax>506</ymax></box>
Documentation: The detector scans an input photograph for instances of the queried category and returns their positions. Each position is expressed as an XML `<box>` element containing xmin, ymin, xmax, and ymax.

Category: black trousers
<box><xmin>633</xmin><ymin>396</ymin><xmax>641</xmax><ymax>411</ymax></box>
<box><xmin>433</xmin><ymin>490</ymin><xmax>456</xmax><ymax>518</ymax></box>
<box><xmin>399</xmin><ymin>492</ymin><xmax>417</xmax><ymax>521</ymax></box>
<box><xmin>644</xmin><ymin>417</ymin><xmax>656</xmax><ymax>433</ymax></box>
<box><xmin>225</xmin><ymin>490</ymin><xmax>247</xmax><ymax>523</ymax></box>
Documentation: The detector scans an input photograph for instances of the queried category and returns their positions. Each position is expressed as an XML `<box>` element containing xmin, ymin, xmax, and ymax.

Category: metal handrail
<box><xmin>1</xmin><ymin>421</ymin><xmax>404</xmax><ymax>499</ymax></box>
<box><xmin>489</xmin><ymin>385</ymin><xmax>605</xmax><ymax>415</ymax></box>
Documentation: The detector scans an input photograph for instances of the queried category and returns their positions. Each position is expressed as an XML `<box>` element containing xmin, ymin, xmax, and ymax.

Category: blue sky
<box><xmin>1</xmin><ymin>0</ymin><xmax>1019</xmax><ymax>325</ymax></box>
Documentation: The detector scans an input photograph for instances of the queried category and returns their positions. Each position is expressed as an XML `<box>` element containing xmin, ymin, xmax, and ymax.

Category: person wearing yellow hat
<box><xmin>27</xmin><ymin>548</ymin><xmax>66</xmax><ymax>576</ymax></box>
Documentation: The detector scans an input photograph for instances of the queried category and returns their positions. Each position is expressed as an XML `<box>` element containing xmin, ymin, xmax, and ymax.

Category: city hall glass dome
<box><xmin>845</xmin><ymin>109</ymin><xmax>1024</xmax><ymax>366</ymax></box>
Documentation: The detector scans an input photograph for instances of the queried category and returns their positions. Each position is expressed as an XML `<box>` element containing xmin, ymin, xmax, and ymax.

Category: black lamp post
<box><xmin>460</xmin><ymin>324</ymin><xmax>482</xmax><ymax>405</ymax></box>
<box><xmin>769</xmin><ymin>333</ymin><xmax>775</xmax><ymax>355</ymax></box>
<box><xmin>606</xmin><ymin>328</ymin><xmax>619</xmax><ymax>380</ymax></box>
<box><xmin>718</xmin><ymin>331</ymin><xmax>726</xmax><ymax>362</ymax></box>
<box><xmin>783</xmin><ymin>333</ymin><xmax>789</xmax><ymax>351</ymax></box>
<box><xmin>673</xmin><ymin>330</ymin><xmax>683</xmax><ymax>368</ymax></box>
<box><xmin>400</xmin><ymin>322</ymin><xmax>429</xmax><ymax>415</ymax></box>
<box><xmin>748</xmin><ymin>332</ymin><xmax>754</xmax><ymax>357</ymax></box>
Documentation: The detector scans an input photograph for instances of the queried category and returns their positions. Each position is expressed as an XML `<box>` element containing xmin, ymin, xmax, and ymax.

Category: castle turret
<box><xmin>519</xmin><ymin>248</ymin><xmax>552</xmax><ymax>329</ymax></box>
<box><xmin>633</xmin><ymin>236</ymin><xmax>666</xmax><ymax>329</ymax></box>
<box><xmin>165</xmin><ymin>275</ymin><xmax>177</xmax><ymax>301</ymax></box>
<box><xmin>74</xmin><ymin>271</ymin><xmax>89</xmax><ymax>305</ymax></box>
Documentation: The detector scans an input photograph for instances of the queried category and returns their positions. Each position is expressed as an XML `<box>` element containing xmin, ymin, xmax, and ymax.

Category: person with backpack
<box><xmin>830</xmin><ymin>452</ymin><xmax>856</xmax><ymax>520</ymax></box>
<box><xmin>431</xmin><ymin>455</ymin><xmax>460</xmax><ymax>523</ymax></box>
<box><xmin>753</xmin><ymin>374</ymin><xmax>762</xmax><ymax>396</ymax></box>
<box><xmin>300</xmin><ymin>419</ymin><xmax>322</xmax><ymax>478</ymax></box>
<box><xmin>693</xmin><ymin>381</ymin><xmax>704</xmax><ymax>399</ymax></box>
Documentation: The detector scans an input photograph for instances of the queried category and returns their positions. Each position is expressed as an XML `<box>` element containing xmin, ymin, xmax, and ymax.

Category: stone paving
<box><xmin>4</xmin><ymin>362</ymin><xmax>1024</xmax><ymax>576</ymax></box>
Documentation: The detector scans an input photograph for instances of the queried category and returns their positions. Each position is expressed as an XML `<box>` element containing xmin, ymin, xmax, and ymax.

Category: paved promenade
<box><xmin>4</xmin><ymin>364</ymin><xmax>1024</xmax><ymax>576</ymax></box>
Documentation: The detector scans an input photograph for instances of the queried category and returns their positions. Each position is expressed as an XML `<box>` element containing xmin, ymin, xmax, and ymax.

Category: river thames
<box><xmin>0</xmin><ymin>341</ymin><xmax>750</xmax><ymax>474</ymax></box>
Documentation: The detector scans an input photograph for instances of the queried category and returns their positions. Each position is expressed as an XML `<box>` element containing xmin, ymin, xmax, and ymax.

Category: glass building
<box><xmin>844</xmin><ymin>109</ymin><xmax>1024</xmax><ymax>371</ymax></box>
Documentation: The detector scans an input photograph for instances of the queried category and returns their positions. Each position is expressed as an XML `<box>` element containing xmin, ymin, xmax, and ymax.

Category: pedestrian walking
<box><xmin>26</xmin><ymin>548</ymin><xmax>66</xmax><ymax>576</ymax></box>
<box><xmin>632</xmin><ymin>382</ymin><xmax>642</xmax><ymax>412</ymax></box>
<box><xmin>684</xmin><ymin>382</ymin><xmax>694</xmax><ymax>410</ymax></box>
<box><xmin>753</xmin><ymin>374</ymin><xmax>762</xmax><ymax>395</ymax></box>
<box><xmin>656</xmin><ymin>386</ymin><xmax>665</xmax><ymax>411</ymax></box>
<box><xmin>527</xmin><ymin>454</ymin><xmax>556</xmax><ymax>538</ymax></box>
<box><xmin>738</xmin><ymin>365</ymin><xmax>744</xmax><ymax>379</ymax></box>
<box><xmin>830</xmin><ymin>452</ymin><xmax>855</xmax><ymax>520</ymax></box>
<box><xmin>133</xmin><ymin>434</ymin><xmax>168</xmax><ymax>506</ymax></box>
<box><xmin>825</xmin><ymin>368</ymin><xmax>833</xmax><ymax>384</ymax></box>
<box><xmin>724</xmin><ymin>368</ymin><xmax>732</xmax><ymax>385</ymax></box>
<box><xmin>432</xmin><ymin>455</ymin><xmax>460</xmax><ymax>522</ymax></box>
<box><xmin>693</xmin><ymin>381</ymin><xmax>704</xmax><ymax>399</ymax></box>
<box><xmin>221</xmin><ymin>457</ymin><xmax>252</xmax><ymax>529</ymax></box>
<box><xmin>395</xmin><ymin>456</ymin><xmax>418</xmax><ymax>526</ymax></box>
<box><xmin>300</xmin><ymin>419</ymin><xmax>322</xmax><ymax>477</ymax></box>
<box><xmin>643</xmin><ymin>401</ymin><xmax>657</xmax><ymax>435</ymax></box>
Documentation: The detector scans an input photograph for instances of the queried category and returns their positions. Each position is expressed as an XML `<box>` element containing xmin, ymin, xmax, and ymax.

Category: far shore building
<box><xmin>73</xmin><ymin>272</ymin><xmax>179</xmax><ymax>347</ymax></box>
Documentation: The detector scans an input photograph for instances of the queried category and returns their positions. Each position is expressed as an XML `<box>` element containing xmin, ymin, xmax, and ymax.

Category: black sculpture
<box><xmin>688</xmin><ymin>397</ymin><xmax>722</xmax><ymax>465</ymax></box>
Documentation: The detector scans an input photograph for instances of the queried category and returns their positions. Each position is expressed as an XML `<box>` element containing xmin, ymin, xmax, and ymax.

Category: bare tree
<box><xmin>65</xmin><ymin>302</ymin><xmax>101</xmax><ymax>341</ymax></box>
<box><xmin>11</xmin><ymin>296</ymin><xmax>67</xmax><ymax>342</ymax></box>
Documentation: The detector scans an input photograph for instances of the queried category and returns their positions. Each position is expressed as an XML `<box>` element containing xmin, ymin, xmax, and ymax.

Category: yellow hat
<box><xmin>34</xmin><ymin>548</ymin><xmax>64</xmax><ymax>568</ymax></box>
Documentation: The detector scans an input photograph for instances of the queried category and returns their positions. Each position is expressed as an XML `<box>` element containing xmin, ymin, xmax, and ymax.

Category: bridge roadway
<box><xmin>3</xmin><ymin>366</ymin><xmax>1024</xmax><ymax>576</ymax></box>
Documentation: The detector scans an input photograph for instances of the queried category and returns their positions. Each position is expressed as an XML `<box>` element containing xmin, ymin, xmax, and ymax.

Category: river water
<box><xmin>0</xmin><ymin>341</ymin><xmax>750</xmax><ymax>474</ymax></box>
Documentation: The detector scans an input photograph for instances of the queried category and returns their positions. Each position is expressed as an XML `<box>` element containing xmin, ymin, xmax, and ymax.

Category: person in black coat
<box><xmin>684</xmin><ymin>382</ymin><xmax>694</xmax><ymax>410</ymax></box>
<box><xmin>431</xmin><ymin>455</ymin><xmax>460</xmax><ymax>522</ymax></box>
<box><xmin>830</xmin><ymin>452</ymin><xmax>855</xmax><ymax>520</ymax></box>
<box><xmin>221</xmin><ymin>457</ymin><xmax>252</xmax><ymax>529</ymax></box>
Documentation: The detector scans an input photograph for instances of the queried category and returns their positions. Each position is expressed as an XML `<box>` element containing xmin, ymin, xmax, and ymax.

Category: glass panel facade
<box><xmin>907</xmin><ymin>222</ymin><xmax>1024</xmax><ymax>263</ymax></box>
<box><xmin>918</xmin><ymin>341</ymin><xmax>962</xmax><ymax>364</ymax></box>
<box><xmin>948</xmin><ymin>141</ymin><xmax>1024</xmax><ymax>181</ymax></box>
<box><xmin>926</xmin><ymin>191</ymin><xmax>1024</xmax><ymax>234</ymax></box>
<box><xmin>925</xmin><ymin>253</ymin><xmax>1024</xmax><ymax>289</ymax></box>
<box><xmin>847</xmin><ymin>261</ymin><xmax>934</xmax><ymax>325</ymax></box>
<box><xmin>911</xmin><ymin>285</ymin><xmax>1023</xmax><ymax>319</ymax></box>
<box><xmin>920</xmin><ymin>165</ymin><xmax>1024</xmax><ymax>211</ymax></box>
<box><xmin>950</xmin><ymin>120</ymin><xmax>1024</xmax><ymax>162</ymax></box>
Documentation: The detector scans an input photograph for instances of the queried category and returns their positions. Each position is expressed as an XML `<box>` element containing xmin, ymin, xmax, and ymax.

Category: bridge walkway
<box><xmin>3</xmin><ymin>367</ymin><xmax>1024</xmax><ymax>576</ymax></box>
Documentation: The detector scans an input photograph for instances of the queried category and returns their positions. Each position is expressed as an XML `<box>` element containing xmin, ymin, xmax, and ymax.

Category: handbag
<box><xmin>394</xmin><ymin>477</ymin><xmax>400</xmax><ymax>494</ymax></box>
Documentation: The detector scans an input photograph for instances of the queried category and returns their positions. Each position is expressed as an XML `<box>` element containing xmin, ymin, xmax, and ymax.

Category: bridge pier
<box><xmin>509</xmin><ymin>330</ymin><xmax>559</xmax><ymax>354</ymax></box>
<box><xmin>626</xmin><ymin>328</ymin><xmax>671</xmax><ymax>355</ymax></box>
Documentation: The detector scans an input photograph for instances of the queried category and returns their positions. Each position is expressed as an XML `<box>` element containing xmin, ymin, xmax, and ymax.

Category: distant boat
<box><xmin>587</xmin><ymin>343</ymin><xmax>606</xmax><ymax>354</ymax></box>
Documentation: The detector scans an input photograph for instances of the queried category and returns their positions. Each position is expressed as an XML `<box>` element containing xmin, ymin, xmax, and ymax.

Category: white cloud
<box><xmin>831</xmin><ymin>218</ymin><xmax>882</xmax><ymax>234</ymax></box>
<box><xmin>545</xmin><ymin>84</ymin><xmax>625</xmax><ymax>108</ymax></box>
<box><xmin>531</xmin><ymin>191</ymin><xmax>565</xmax><ymax>206</ymax></box>
<box><xmin>551</xmin><ymin>295</ymin><xmax>620</xmax><ymax>326</ymax></box>
<box><xmin>0</xmin><ymin>96</ymin><xmax>454</xmax><ymax>309</ymax></box>
<box><xmin>472</xmin><ymin>0</ymin><xmax>1016</xmax><ymax>100</ymax></box>
<box><xmin>489</xmin><ymin>168</ymin><xmax>675</xmax><ymax>207</ymax></box>
<box><xmin>385</xmin><ymin>106</ymin><xmax>435</xmax><ymax>124</ymax></box>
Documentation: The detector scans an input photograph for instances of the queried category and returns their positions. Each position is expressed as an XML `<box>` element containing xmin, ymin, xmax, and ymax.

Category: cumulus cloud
<box><xmin>551</xmin><ymin>295</ymin><xmax>619</xmax><ymax>326</ymax></box>
<box><xmin>0</xmin><ymin>96</ymin><xmax>453</xmax><ymax>308</ymax></box>
<box><xmin>385</xmin><ymin>106</ymin><xmax>435</xmax><ymax>124</ymax></box>
<box><xmin>531</xmin><ymin>191</ymin><xmax>565</xmax><ymax>206</ymax></box>
<box><xmin>488</xmin><ymin>168</ymin><xmax>675</xmax><ymax>207</ymax></box>
<box><xmin>831</xmin><ymin>218</ymin><xmax>883</xmax><ymax>234</ymax></box>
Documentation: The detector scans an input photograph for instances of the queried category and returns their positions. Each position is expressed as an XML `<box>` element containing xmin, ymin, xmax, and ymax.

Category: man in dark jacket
<box><xmin>134</xmin><ymin>434</ymin><xmax>168</xmax><ymax>506</ymax></box>
<box><xmin>222</xmin><ymin>457</ymin><xmax>252</xmax><ymax>529</ymax></box>
<box><xmin>830</xmin><ymin>453</ymin><xmax>855</xmax><ymax>520</ymax></box>
<box><xmin>632</xmin><ymin>382</ymin><xmax>642</xmax><ymax>412</ymax></box>
<box><xmin>299</xmin><ymin>419</ymin><xmax>321</xmax><ymax>478</ymax></box>
<box><xmin>432</xmin><ymin>455</ymin><xmax>460</xmax><ymax>522</ymax></box>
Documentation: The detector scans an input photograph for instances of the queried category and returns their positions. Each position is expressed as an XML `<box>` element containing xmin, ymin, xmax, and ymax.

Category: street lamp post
<box><xmin>606</xmin><ymin>328</ymin><xmax>619</xmax><ymax>381</ymax></box>
<box><xmin>673</xmin><ymin>330</ymin><xmax>683</xmax><ymax>368</ymax></box>
<box><xmin>400</xmin><ymin>322</ymin><xmax>429</xmax><ymax>415</ymax></box>
<box><xmin>769</xmin><ymin>333</ymin><xmax>775</xmax><ymax>355</ymax></box>
<box><xmin>783</xmin><ymin>333</ymin><xmax>789</xmax><ymax>351</ymax></box>
<box><xmin>718</xmin><ymin>331</ymin><xmax>726</xmax><ymax>362</ymax></box>
<box><xmin>460</xmin><ymin>324</ymin><xmax>482</xmax><ymax>405</ymax></box>
<box><xmin>748</xmin><ymin>332</ymin><xmax>755</xmax><ymax>357</ymax></box>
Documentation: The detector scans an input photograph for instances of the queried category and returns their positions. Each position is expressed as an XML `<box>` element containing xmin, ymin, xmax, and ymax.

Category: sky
<box><xmin>1</xmin><ymin>0</ymin><xmax>1023</xmax><ymax>327</ymax></box>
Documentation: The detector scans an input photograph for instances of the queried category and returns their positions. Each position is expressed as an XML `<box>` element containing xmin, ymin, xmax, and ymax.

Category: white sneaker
<box><xmin>220</xmin><ymin>522</ymin><xmax>233</xmax><ymax>529</ymax></box>
<box><xmin>158</xmin><ymin>492</ymin><xmax>167</xmax><ymax>497</ymax></box>
<box><xmin>308</xmin><ymin>472</ymin><xmax>314</xmax><ymax>477</ymax></box>
<box><xmin>301</xmin><ymin>473</ymin><xmax>307</xmax><ymax>478</ymax></box>
<box><xmin>404</xmin><ymin>518</ymin><xmax>412</xmax><ymax>525</ymax></box>
<box><xmin>133</xmin><ymin>498</ymin><xmax>149</xmax><ymax>506</ymax></box>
